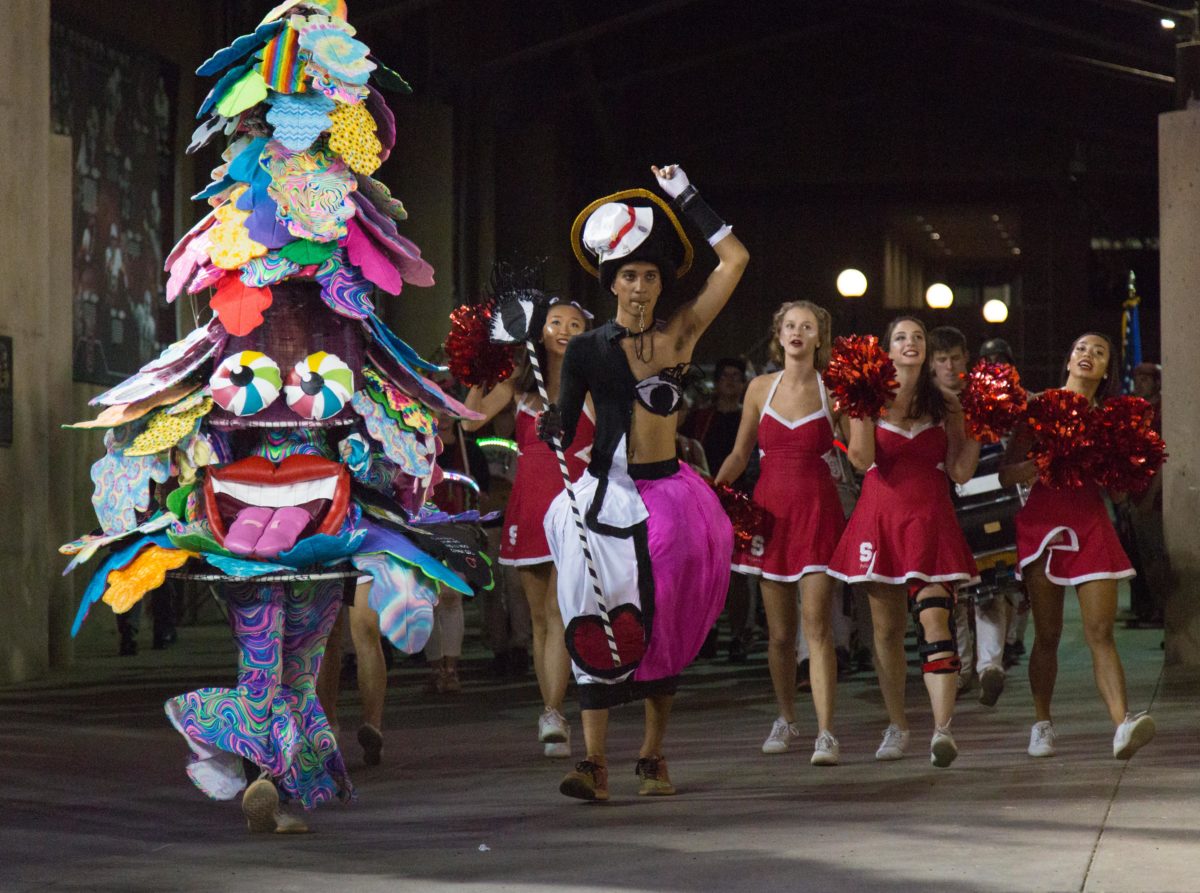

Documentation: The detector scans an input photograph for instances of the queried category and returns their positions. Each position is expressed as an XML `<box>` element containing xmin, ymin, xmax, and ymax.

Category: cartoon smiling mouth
<box><xmin>203</xmin><ymin>455</ymin><xmax>350</xmax><ymax>560</ymax></box>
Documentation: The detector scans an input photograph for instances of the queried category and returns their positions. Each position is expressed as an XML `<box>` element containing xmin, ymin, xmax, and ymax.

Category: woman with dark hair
<box><xmin>541</xmin><ymin>164</ymin><xmax>747</xmax><ymax>801</ymax></box>
<box><xmin>464</xmin><ymin>300</ymin><xmax>594</xmax><ymax>758</ymax></box>
<box><xmin>998</xmin><ymin>332</ymin><xmax>1155</xmax><ymax>760</ymax></box>
<box><xmin>715</xmin><ymin>300</ymin><xmax>847</xmax><ymax>765</ymax></box>
<box><xmin>827</xmin><ymin>316</ymin><xmax>981</xmax><ymax>768</ymax></box>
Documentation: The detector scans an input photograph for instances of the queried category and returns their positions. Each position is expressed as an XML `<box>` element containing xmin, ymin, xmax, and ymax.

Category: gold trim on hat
<box><xmin>570</xmin><ymin>188</ymin><xmax>694</xmax><ymax>280</ymax></box>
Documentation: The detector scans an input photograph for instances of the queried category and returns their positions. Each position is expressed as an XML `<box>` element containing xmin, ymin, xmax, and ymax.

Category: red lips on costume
<box><xmin>565</xmin><ymin>604</ymin><xmax>647</xmax><ymax>678</ymax></box>
<box><xmin>203</xmin><ymin>455</ymin><xmax>351</xmax><ymax>556</ymax></box>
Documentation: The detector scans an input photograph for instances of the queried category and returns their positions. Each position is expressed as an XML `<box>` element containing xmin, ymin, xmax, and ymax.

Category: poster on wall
<box><xmin>0</xmin><ymin>336</ymin><xmax>11</xmax><ymax>447</ymax></box>
<box><xmin>50</xmin><ymin>22</ymin><xmax>178</xmax><ymax>385</ymax></box>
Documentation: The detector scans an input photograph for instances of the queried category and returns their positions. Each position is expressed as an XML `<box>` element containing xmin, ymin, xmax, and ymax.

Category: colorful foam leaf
<box><xmin>279</xmin><ymin>239</ymin><xmax>338</xmax><ymax>265</ymax></box>
<box><xmin>209</xmin><ymin>277</ymin><xmax>273</xmax><ymax>336</ymax></box>
<box><xmin>215</xmin><ymin>69</ymin><xmax>269</xmax><ymax>118</ymax></box>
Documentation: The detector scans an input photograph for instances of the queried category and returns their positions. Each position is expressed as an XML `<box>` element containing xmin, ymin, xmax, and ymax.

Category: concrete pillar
<box><xmin>0</xmin><ymin>0</ymin><xmax>52</xmax><ymax>683</ymax></box>
<box><xmin>1158</xmin><ymin>106</ymin><xmax>1200</xmax><ymax>666</ymax></box>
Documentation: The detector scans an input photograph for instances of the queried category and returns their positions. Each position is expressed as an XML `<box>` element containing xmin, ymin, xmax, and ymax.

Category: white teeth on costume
<box><xmin>211</xmin><ymin>475</ymin><xmax>338</xmax><ymax>508</ymax></box>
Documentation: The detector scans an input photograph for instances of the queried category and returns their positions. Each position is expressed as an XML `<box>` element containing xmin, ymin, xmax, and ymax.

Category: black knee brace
<box><xmin>913</xmin><ymin>596</ymin><xmax>961</xmax><ymax>675</ymax></box>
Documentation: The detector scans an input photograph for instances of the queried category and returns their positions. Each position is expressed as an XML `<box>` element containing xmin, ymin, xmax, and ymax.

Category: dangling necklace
<box><xmin>633</xmin><ymin>304</ymin><xmax>653</xmax><ymax>363</ymax></box>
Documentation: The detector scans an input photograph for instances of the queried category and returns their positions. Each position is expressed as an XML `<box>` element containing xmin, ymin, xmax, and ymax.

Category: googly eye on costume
<box><xmin>210</xmin><ymin>351</ymin><xmax>283</xmax><ymax>416</ymax></box>
<box><xmin>285</xmin><ymin>351</ymin><xmax>354</xmax><ymax>420</ymax></box>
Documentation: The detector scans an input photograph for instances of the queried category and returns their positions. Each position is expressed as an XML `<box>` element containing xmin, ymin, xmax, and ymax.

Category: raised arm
<box><xmin>714</xmin><ymin>376</ymin><xmax>768</xmax><ymax>486</ymax></box>
<box><xmin>461</xmin><ymin>380</ymin><xmax>515</xmax><ymax>433</ymax></box>
<box><xmin>652</xmin><ymin>165</ymin><xmax>750</xmax><ymax>347</ymax></box>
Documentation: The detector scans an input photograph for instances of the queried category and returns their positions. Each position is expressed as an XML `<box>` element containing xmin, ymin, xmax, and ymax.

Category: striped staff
<box><xmin>490</xmin><ymin>286</ymin><xmax>624</xmax><ymax>669</ymax></box>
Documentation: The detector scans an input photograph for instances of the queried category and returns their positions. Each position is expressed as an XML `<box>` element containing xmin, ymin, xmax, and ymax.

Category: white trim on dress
<box><xmin>1016</xmin><ymin>524</ymin><xmax>1136</xmax><ymax>586</ymax></box>
<box><xmin>731</xmin><ymin>562</ymin><xmax>831</xmax><ymax>583</ymax></box>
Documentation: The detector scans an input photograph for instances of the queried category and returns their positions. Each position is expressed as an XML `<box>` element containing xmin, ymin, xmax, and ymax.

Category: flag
<box><xmin>1120</xmin><ymin>271</ymin><xmax>1142</xmax><ymax>395</ymax></box>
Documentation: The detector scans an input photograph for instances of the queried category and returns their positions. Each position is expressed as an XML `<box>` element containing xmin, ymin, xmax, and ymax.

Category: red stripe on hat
<box><xmin>608</xmin><ymin>205</ymin><xmax>637</xmax><ymax>252</ymax></box>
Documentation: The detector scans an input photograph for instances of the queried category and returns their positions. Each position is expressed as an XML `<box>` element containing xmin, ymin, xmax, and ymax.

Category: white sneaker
<box><xmin>543</xmin><ymin>740</ymin><xmax>570</xmax><ymax>758</ymax></box>
<box><xmin>875</xmin><ymin>724</ymin><xmax>910</xmax><ymax>761</ymax></box>
<box><xmin>930</xmin><ymin>725</ymin><xmax>958</xmax><ymax>768</ymax></box>
<box><xmin>762</xmin><ymin>717</ymin><xmax>801</xmax><ymax>754</ymax></box>
<box><xmin>810</xmin><ymin>730</ymin><xmax>840</xmax><ymax>766</ymax></box>
<box><xmin>1028</xmin><ymin>720</ymin><xmax>1057</xmax><ymax>758</ymax></box>
<box><xmin>538</xmin><ymin>707</ymin><xmax>568</xmax><ymax>744</ymax></box>
<box><xmin>1113</xmin><ymin>712</ymin><xmax>1156</xmax><ymax>760</ymax></box>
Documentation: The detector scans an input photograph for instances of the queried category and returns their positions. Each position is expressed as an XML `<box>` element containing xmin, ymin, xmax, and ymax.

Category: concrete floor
<box><xmin>0</xmin><ymin>596</ymin><xmax>1193</xmax><ymax>893</ymax></box>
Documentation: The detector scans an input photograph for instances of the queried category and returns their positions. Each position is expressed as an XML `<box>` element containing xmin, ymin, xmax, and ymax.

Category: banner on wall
<box><xmin>50</xmin><ymin>22</ymin><xmax>178</xmax><ymax>385</ymax></box>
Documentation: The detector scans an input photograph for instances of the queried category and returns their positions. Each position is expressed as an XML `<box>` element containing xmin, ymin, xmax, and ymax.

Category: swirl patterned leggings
<box><xmin>165</xmin><ymin>580</ymin><xmax>354</xmax><ymax>809</ymax></box>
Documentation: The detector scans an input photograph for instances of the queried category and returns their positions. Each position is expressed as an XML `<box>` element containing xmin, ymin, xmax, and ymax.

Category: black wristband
<box><xmin>674</xmin><ymin>184</ymin><xmax>728</xmax><ymax>243</ymax></box>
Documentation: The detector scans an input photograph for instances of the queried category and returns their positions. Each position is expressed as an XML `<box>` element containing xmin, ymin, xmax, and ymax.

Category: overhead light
<box><xmin>930</xmin><ymin>232</ymin><xmax>941</xmax><ymax>240</ymax></box>
<box><xmin>1161</xmin><ymin>17</ymin><xmax>1177</xmax><ymax>29</ymax></box>
<box><xmin>925</xmin><ymin>283</ymin><xmax>954</xmax><ymax>309</ymax></box>
<box><xmin>991</xmin><ymin>214</ymin><xmax>1000</xmax><ymax>222</ymax></box>
<box><xmin>836</xmin><ymin>268</ymin><xmax>868</xmax><ymax>297</ymax></box>
<box><xmin>983</xmin><ymin>299</ymin><xmax>1009</xmax><ymax>323</ymax></box>
<box><xmin>1011</xmin><ymin>246</ymin><xmax>1022</xmax><ymax>256</ymax></box>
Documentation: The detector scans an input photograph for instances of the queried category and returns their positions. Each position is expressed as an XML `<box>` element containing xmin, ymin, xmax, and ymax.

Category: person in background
<box><xmin>681</xmin><ymin>358</ymin><xmax>756</xmax><ymax>662</ymax></box>
<box><xmin>929</xmin><ymin>326</ymin><xmax>1009</xmax><ymax>708</ymax></box>
<box><xmin>979</xmin><ymin>337</ymin><xmax>1031</xmax><ymax>669</ymax></box>
<box><xmin>464</xmin><ymin>300</ymin><xmax>594</xmax><ymax>757</ymax></box>
<box><xmin>425</xmin><ymin>412</ymin><xmax>492</xmax><ymax>695</ymax></box>
<box><xmin>999</xmin><ymin>333</ymin><xmax>1155</xmax><ymax>761</ymax></box>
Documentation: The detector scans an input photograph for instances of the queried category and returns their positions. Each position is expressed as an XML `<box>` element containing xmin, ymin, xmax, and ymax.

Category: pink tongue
<box><xmin>252</xmin><ymin>506</ymin><xmax>313</xmax><ymax>559</ymax></box>
<box><xmin>224</xmin><ymin>507</ymin><xmax>275</xmax><ymax>556</ymax></box>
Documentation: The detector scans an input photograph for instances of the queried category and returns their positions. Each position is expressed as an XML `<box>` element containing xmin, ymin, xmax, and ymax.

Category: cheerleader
<box><xmin>714</xmin><ymin>301</ymin><xmax>846</xmax><ymax>765</ymax></box>
<box><xmin>998</xmin><ymin>332</ymin><xmax>1155</xmax><ymax>760</ymax></box>
<box><xmin>827</xmin><ymin>317</ymin><xmax>980</xmax><ymax>768</ymax></box>
<box><xmin>464</xmin><ymin>300</ymin><xmax>595</xmax><ymax>757</ymax></box>
<box><xmin>541</xmin><ymin>164</ymin><xmax>746</xmax><ymax>801</ymax></box>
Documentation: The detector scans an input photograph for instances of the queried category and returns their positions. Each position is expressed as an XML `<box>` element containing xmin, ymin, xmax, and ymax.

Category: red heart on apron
<box><xmin>566</xmin><ymin>603</ymin><xmax>646</xmax><ymax>678</ymax></box>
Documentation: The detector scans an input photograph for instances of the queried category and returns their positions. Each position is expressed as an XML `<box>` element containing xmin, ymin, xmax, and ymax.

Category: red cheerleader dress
<box><xmin>1016</xmin><ymin>481</ymin><xmax>1133</xmax><ymax>585</ymax></box>
<box><xmin>827</xmin><ymin>420</ymin><xmax>979</xmax><ymax>587</ymax></box>
<box><xmin>731</xmin><ymin>373</ymin><xmax>846</xmax><ymax>581</ymax></box>
<box><xmin>499</xmin><ymin>395</ymin><xmax>594</xmax><ymax>567</ymax></box>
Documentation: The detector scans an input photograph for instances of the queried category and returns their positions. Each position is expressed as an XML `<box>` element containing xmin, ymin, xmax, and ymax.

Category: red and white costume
<box><xmin>827</xmin><ymin>420</ymin><xmax>978</xmax><ymax>587</ymax></box>
<box><xmin>499</xmin><ymin>395</ymin><xmax>594</xmax><ymax>567</ymax></box>
<box><xmin>732</xmin><ymin>373</ymin><xmax>846</xmax><ymax>581</ymax></box>
<box><xmin>1016</xmin><ymin>482</ymin><xmax>1133</xmax><ymax>586</ymax></box>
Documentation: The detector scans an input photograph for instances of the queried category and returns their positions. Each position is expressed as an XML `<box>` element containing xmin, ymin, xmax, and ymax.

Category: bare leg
<box><xmin>1024</xmin><ymin>556</ymin><xmax>1065</xmax><ymax>723</ymax></box>
<box><xmin>867</xmin><ymin>584</ymin><xmax>910</xmax><ymax>729</ymax></box>
<box><xmin>800</xmin><ymin>572</ymin><xmax>837</xmax><ymax>733</ymax></box>
<box><xmin>315</xmin><ymin>607</ymin><xmax>346</xmax><ymax>730</ymax></box>
<box><xmin>347</xmin><ymin>587</ymin><xmax>386</xmax><ymax>731</ymax></box>
<box><xmin>759</xmin><ymin>579</ymin><xmax>799</xmax><ymax>723</ymax></box>
<box><xmin>520</xmin><ymin>564</ymin><xmax>564</xmax><ymax>709</ymax></box>
<box><xmin>1076</xmin><ymin>579</ymin><xmax>1128</xmax><ymax>724</ymax></box>
<box><xmin>914</xmin><ymin>584</ymin><xmax>957</xmax><ymax>729</ymax></box>
<box><xmin>640</xmin><ymin>695</ymin><xmax>674</xmax><ymax>757</ymax></box>
<box><xmin>581</xmin><ymin>707</ymin><xmax>609</xmax><ymax>758</ymax></box>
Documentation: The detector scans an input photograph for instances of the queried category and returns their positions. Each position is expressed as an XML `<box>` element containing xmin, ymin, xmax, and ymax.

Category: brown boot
<box><xmin>559</xmin><ymin>756</ymin><xmax>609</xmax><ymax>801</ymax></box>
<box><xmin>242</xmin><ymin>777</ymin><xmax>310</xmax><ymax>834</ymax></box>
<box><xmin>635</xmin><ymin>755</ymin><xmax>676</xmax><ymax>796</ymax></box>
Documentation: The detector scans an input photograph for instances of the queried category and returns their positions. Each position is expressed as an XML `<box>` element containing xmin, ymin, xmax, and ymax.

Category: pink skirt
<box><xmin>632</xmin><ymin>462</ymin><xmax>733</xmax><ymax>682</ymax></box>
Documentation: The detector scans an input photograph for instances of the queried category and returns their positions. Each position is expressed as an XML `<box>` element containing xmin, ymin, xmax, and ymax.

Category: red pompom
<box><xmin>444</xmin><ymin>303</ymin><xmax>515</xmax><ymax>388</ymax></box>
<box><xmin>1092</xmin><ymin>396</ymin><xmax>1167</xmax><ymax>496</ymax></box>
<box><xmin>1025</xmin><ymin>389</ymin><xmax>1096</xmax><ymax>489</ymax></box>
<box><xmin>960</xmin><ymin>360</ymin><xmax>1028</xmax><ymax>445</ymax></box>
<box><xmin>823</xmin><ymin>335</ymin><xmax>899</xmax><ymax>419</ymax></box>
<box><xmin>714</xmin><ymin>483</ymin><xmax>772</xmax><ymax>553</ymax></box>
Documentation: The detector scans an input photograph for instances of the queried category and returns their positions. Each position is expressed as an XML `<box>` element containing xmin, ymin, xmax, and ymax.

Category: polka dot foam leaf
<box><xmin>328</xmin><ymin>101</ymin><xmax>382</xmax><ymax>175</ymax></box>
<box><xmin>124</xmin><ymin>398</ymin><xmax>214</xmax><ymax>457</ymax></box>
